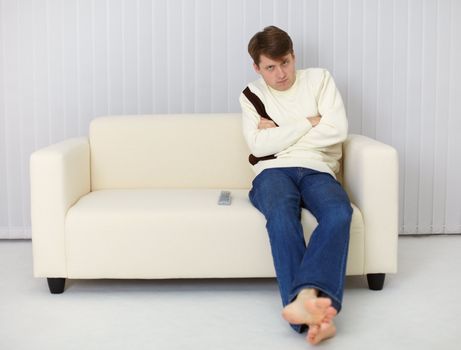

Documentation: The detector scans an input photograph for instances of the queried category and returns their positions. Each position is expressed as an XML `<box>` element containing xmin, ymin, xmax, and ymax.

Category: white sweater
<box><xmin>239</xmin><ymin>68</ymin><xmax>348</xmax><ymax>178</ymax></box>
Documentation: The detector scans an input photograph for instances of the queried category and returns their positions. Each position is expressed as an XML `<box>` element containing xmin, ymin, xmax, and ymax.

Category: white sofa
<box><xmin>30</xmin><ymin>113</ymin><xmax>399</xmax><ymax>294</ymax></box>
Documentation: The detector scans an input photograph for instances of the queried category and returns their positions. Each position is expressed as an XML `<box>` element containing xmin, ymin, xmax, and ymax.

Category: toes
<box><xmin>309</xmin><ymin>324</ymin><xmax>320</xmax><ymax>336</ymax></box>
<box><xmin>306</xmin><ymin>324</ymin><xmax>320</xmax><ymax>343</ymax></box>
<box><xmin>307</xmin><ymin>322</ymin><xmax>337</xmax><ymax>345</ymax></box>
<box><xmin>327</xmin><ymin>306</ymin><xmax>338</xmax><ymax>316</ymax></box>
<box><xmin>321</xmin><ymin>307</ymin><xmax>337</xmax><ymax>324</ymax></box>
<box><xmin>325</xmin><ymin>307</ymin><xmax>337</xmax><ymax>320</ymax></box>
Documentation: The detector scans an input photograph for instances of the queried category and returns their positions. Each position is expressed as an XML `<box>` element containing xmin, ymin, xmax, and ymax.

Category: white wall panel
<box><xmin>418</xmin><ymin>0</ymin><xmax>437</xmax><ymax>234</ymax></box>
<box><xmin>432</xmin><ymin>0</ymin><xmax>450</xmax><ymax>234</ymax></box>
<box><xmin>226</xmin><ymin>0</ymin><xmax>246</xmax><ymax>112</ymax></box>
<box><xmin>211</xmin><ymin>0</ymin><xmax>228</xmax><ymax>112</ymax></box>
<box><xmin>392</xmin><ymin>0</ymin><xmax>409</xmax><ymax>235</ymax></box>
<box><xmin>301</xmin><ymin>0</ymin><xmax>319</xmax><ymax>69</ymax></box>
<box><xmin>152</xmin><ymin>0</ymin><xmax>168</xmax><ymax>113</ymax></box>
<box><xmin>0</xmin><ymin>0</ymin><xmax>460</xmax><ymax>238</ymax></box>
<box><xmin>333</xmin><ymin>0</ymin><xmax>348</xmax><ymax>103</ymax></box>
<box><xmin>195</xmin><ymin>0</ymin><xmax>212</xmax><ymax>112</ymax></box>
<box><xmin>167</xmin><ymin>0</ymin><xmax>182</xmax><ymax>113</ymax></box>
<box><xmin>407</xmin><ymin>0</ymin><xmax>426</xmax><ymax>234</ymax></box>
<box><xmin>182</xmin><ymin>0</ymin><xmax>196</xmax><ymax>112</ymax></box>
<box><xmin>2</xmin><ymin>0</ymin><xmax>23</xmax><ymax>238</ymax></box>
<box><xmin>318</xmin><ymin>0</ymin><xmax>334</xmax><ymax>72</ymax></box>
<box><xmin>0</xmin><ymin>0</ymin><xmax>7</xmax><ymax>234</ymax></box>
<box><xmin>362</xmin><ymin>0</ymin><xmax>378</xmax><ymax>138</ymax></box>
<box><xmin>376</xmin><ymin>0</ymin><xmax>394</xmax><ymax>146</ymax></box>
<box><xmin>445</xmin><ymin>0</ymin><xmax>461</xmax><ymax>233</ymax></box>
<box><xmin>0</xmin><ymin>0</ymin><xmax>6</xmax><ymax>235</ymax></box>
<box><xmin>347</xmin><ymin>0</ymin><xmax>363</xmax><ymax>135</ymax></box>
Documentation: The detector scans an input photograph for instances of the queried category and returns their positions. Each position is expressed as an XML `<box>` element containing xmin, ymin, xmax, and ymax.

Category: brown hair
<box><xmin>248</xmin><ymin>26</ymin><xmax>294</xmax><ymax>66</ymax></box>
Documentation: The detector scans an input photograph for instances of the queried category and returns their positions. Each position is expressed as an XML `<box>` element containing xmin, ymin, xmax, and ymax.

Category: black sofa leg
<box><xmin>367</xmin><ymin>273</ymin><xmax>385</xmax><ymax>291</ymax></box>
<box><xmin>47</xmin><ymin>278</ymin><xmax>66</xmax><ymax>294</ymax></box>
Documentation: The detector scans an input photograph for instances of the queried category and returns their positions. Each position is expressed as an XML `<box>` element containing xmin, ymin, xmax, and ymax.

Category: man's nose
<box><xmin>275</xmin><ymin>66</ymin><xmax>286</xmax><ymax>78</ymax></box>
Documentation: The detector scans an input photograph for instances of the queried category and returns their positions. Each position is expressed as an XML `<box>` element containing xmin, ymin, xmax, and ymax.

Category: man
<box><xmin>239</xmin><ymin>26</ymin><xmax>352</xmax><ymax>345</ymax></box>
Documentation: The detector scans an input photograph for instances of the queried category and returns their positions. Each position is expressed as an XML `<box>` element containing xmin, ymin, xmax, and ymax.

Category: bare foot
<box><xmin>281</xmin><ymin>289</ymin><xmax>337</xmax><ymax>326</ymax></box>
<box><xmin>306</xmin><ymin>321</ymin><xmax>337</xmax><ymax>345</ymax></box>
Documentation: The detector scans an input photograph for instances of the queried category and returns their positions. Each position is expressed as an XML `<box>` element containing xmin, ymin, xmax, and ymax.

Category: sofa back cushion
<box><xmin>89</xmin><ymin>114</ymin><xmax>255</xmax><ymax>190</ymax></box>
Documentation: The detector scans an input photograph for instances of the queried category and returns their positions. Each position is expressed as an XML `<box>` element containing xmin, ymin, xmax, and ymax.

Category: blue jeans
<box><xmin>249</xmin><ymin>167</ymin><xmax>352</xmax><ymax>333</ymax></box>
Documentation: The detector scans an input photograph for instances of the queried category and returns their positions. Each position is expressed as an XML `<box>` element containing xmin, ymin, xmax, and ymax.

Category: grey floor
<box><xmin>1</xmin><ymin>236</ymin><xmax>461</xmax><ymax>350</ymax></box>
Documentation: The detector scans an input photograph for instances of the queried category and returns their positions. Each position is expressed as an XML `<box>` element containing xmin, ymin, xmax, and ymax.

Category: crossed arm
<box><xmin>258</xmin><ymin>115</ymin><xmax>322</xmax><ymax>129</ymax></box>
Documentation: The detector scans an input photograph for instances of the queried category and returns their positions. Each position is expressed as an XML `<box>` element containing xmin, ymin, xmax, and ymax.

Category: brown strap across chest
<box><xmin>243</xmin><ymin>87</ymin><xmax>277</xmax><ymax>165</ymax></box>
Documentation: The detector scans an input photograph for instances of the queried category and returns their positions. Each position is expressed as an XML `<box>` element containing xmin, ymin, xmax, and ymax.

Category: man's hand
<box><xmin>258</xmin><ymin>117</ymin><xmax>277</xmax><ymax>129</ymax></box>
<box><xmin>307</xmin><ymin>115</ymin><xmax>322</xmax><ymax>127</ymax></box>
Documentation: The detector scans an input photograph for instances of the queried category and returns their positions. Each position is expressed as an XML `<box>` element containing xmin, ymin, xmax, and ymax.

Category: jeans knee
<box><xmin>322</xmin><ymin>203</ymin><xmax>353</xmax><ymax>227</ymax></box>
<box><xmin>263</xmin><ymin>197</ymin><xmax>299</xmax><ymax>220</ymax></box>
<box><xmin>338</xmin><ymin>203</ymin><xmax>353</xmax><ymax>222</ymax></box>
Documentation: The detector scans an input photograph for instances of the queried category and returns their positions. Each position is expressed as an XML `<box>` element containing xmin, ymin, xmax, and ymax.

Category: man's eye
<box><xmin>267</xmin><ymin>66</ymin><xmax>274</xmax><ymax>71</ymax></box>
<box><xmin>282</xmin><ymin>60</ymin><xmax>288</xmax><ymax>66</ymax></box>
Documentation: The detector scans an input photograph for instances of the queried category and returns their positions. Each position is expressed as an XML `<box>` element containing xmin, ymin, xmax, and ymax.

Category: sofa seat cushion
<box><xmin>65</xmin><ymin>189</ymin><xmax>364</xmax><ymax>279</ymax></box>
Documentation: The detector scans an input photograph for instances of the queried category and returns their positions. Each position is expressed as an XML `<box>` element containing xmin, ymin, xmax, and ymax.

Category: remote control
<box><xmin>218</xmin><ymin>190</ymin><xmax>232</xmax><ymax>205</ymax></box>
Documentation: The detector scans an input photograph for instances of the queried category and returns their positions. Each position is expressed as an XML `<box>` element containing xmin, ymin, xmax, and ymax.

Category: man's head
<box><xmin>248</xmin><ymin>26</ymin><xmax>296</xmax><ymax>91</ymax></box>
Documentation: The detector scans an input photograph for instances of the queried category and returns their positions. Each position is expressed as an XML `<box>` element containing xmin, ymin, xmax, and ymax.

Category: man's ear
<box><xmin>253</xmin><ymin>62</ymin><xmax>260</xmax><ymax>74</ymax></box>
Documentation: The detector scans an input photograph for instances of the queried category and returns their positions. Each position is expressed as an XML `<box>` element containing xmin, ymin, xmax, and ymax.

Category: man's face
<box><xmin>254</xmin><ymin>53</ymin><xmax>296</xmax><ymax>91</ymax></box>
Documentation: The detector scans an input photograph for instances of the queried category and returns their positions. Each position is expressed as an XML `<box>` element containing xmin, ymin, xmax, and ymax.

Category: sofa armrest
<box><xmin>30</xmin><ymin>137</ymin><xmax>90</xmax><ymax>277</ymax></box>
<box><xmin>342</xmin><ymin>134</ymin><xmax>399</xmax><ymax>274</ymax></box>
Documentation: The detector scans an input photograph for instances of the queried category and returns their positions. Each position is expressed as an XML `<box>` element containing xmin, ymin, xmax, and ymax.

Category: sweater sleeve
<box><xmin>302</xmin><ymin>69</ymin><xmax>348</xmax><ymax>148</ymax></box>
<box><xmin>240</xmin><ymin>92</ymin><xmax>312</xmax><ymax>157</ymax></box>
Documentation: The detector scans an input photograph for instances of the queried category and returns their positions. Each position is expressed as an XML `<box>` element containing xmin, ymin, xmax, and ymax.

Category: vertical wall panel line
<box><xmin>0</xmin><ymin>0</ymin><xmax>5</xmax><ymax>237</ymax></box>
<box><xmin>194</xmin><ymin>0</ymin><xmax>199</xmax><ymax>112</ymax></box>
<box><xmin>46</xmin><ymin>0</ymin><xmax>51</xmax><ymax>144</ymax></box>
<box><xmin>317</xmin><ymin>0</ymin><xmax>320</xmax><ymax>66</ymax></box>
<box><xmin>31</xmin><ymin>1</ymin><xmax>37</xmax><ymax>152</ymax></box>
<box><xmin>301</xmin><ymin>0</ymin><xmax>305</xmax><ymax>67</ymax></box>
<box><xmin>445</xmin><ymin>0</ymin><xmax>455</xmax><ymax>231</ymax></box>
<box><xmin>181</xmin><ymin>0</ymin><xmax>185</xmax><ymax>113</ymax></box>
<box><xmin>389</xmin><ymin>0</ymin><xmax>395</xmax><ymax>149</ymax></box>
<box><xmin>106</xmin><ymin>0</ymin><xmax>110</xmax><ymax>114</ymax></box>
<box><xmin>60</xmin><ymin>2</ymin><xmax>65</xmax><ymax>139</ymax></box>
<box><xmin>225</xmin><ymin>1</ymin><xmax>229</xmax><ymax>112</ymax></box>
<box><xmin>2</xmin><ymin>0</ymin><xmax>9</xmax><ymax>236</ymax></box>
<box><xmin>76</xmin><ymin>0</ymin><xmax>82</xmax><ymax>135</ymax></box>
<box><xmin>92</xmin><ymin>0</ymin><xmax>96</xmax><ymax>118</ymax></box>
<box><xmin>360</xmin><ymin>0</ymin><xmax>363</xmax><ymax>131</ymax></box>
<box><xmin>209</xmin><ymin>0</ymin><xmax>213</xmax><ymax>112</ymax></box>
<box><xmin>166</xmin><ymin>0</ymin><xmax>172</xmax><ymax>113</ymax></box>
<box><xmin>432</xmin><ymin>0</ymin><xmax>445</xmax><ymax>232</ymax></box>
<box><xmin>416</xmin><ymin>1</ymin><xmax>425</xmax><ymax>231</ymax></box>
<box><xmin>287</xmin><ymin>0</ymin><xmax>291</xmax><ymax>33</ymax></box>
<box><xmin>375</xmin><ymin>0</ymin><xmax>380</xmax><ymax>139</ymax></box>
<box><xmin>193</xmin><ymin>0</ymin><xmax>198</xmax><ymax>112</ymax></box>
<box><xmin>329</xmin><ymin>0</ymin><xmax>334</xmax><ymax>71</ymax></box>
<box><xmin>17</xmin><ymin>2</ymin><xmax>25</xmax><ymax>235</ymax></box>
<box><xmin>402</xmin><ymin>0</ymin><xmax>411</xmax><ymax>233</ymax></box>
<box><xmin>16</xmin><ymin>1</ymin><xmax>21</xmax><ymax>235</ymax></box>
<box><xmin>430</xmin><ymin>1</ymin><xmax>438</xmax><ymax>232</ymax></box>
<box><xmin>225</xmin><ymin>0</ymin><xmax>230</xmax><ymax>111</ymax></box>
<box><xmin>121</xmin><ymin>0</ymin><xmax>125</xmax><ymax>114</ymax></box>
<box><xmin>165</xmin><ymin>0</ymin><xmax>170</xmax><ymax>113</ymax></box>
<box><xmin>225</xmin><ymin>0</ymin><xmax>229</xmax><ymax>112</ymax></box>
<box><xmin>151</xmin><ymin>0</ymin><xmax>156</xmax><ymax>112</ymax></box>
<box><xmin>136</xmin><ymin>0</ymin><xmax>140</xmax><ymax>114</ymax></box>
<box><xmin>345</xmin><ymin>0</ymin><xmax>350</xmax><ymax>105</ymax></box>
<box><xmin>393</xmin><ymin>0</ymin><xmax>405</xmax><ymax>233</ymax></box>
